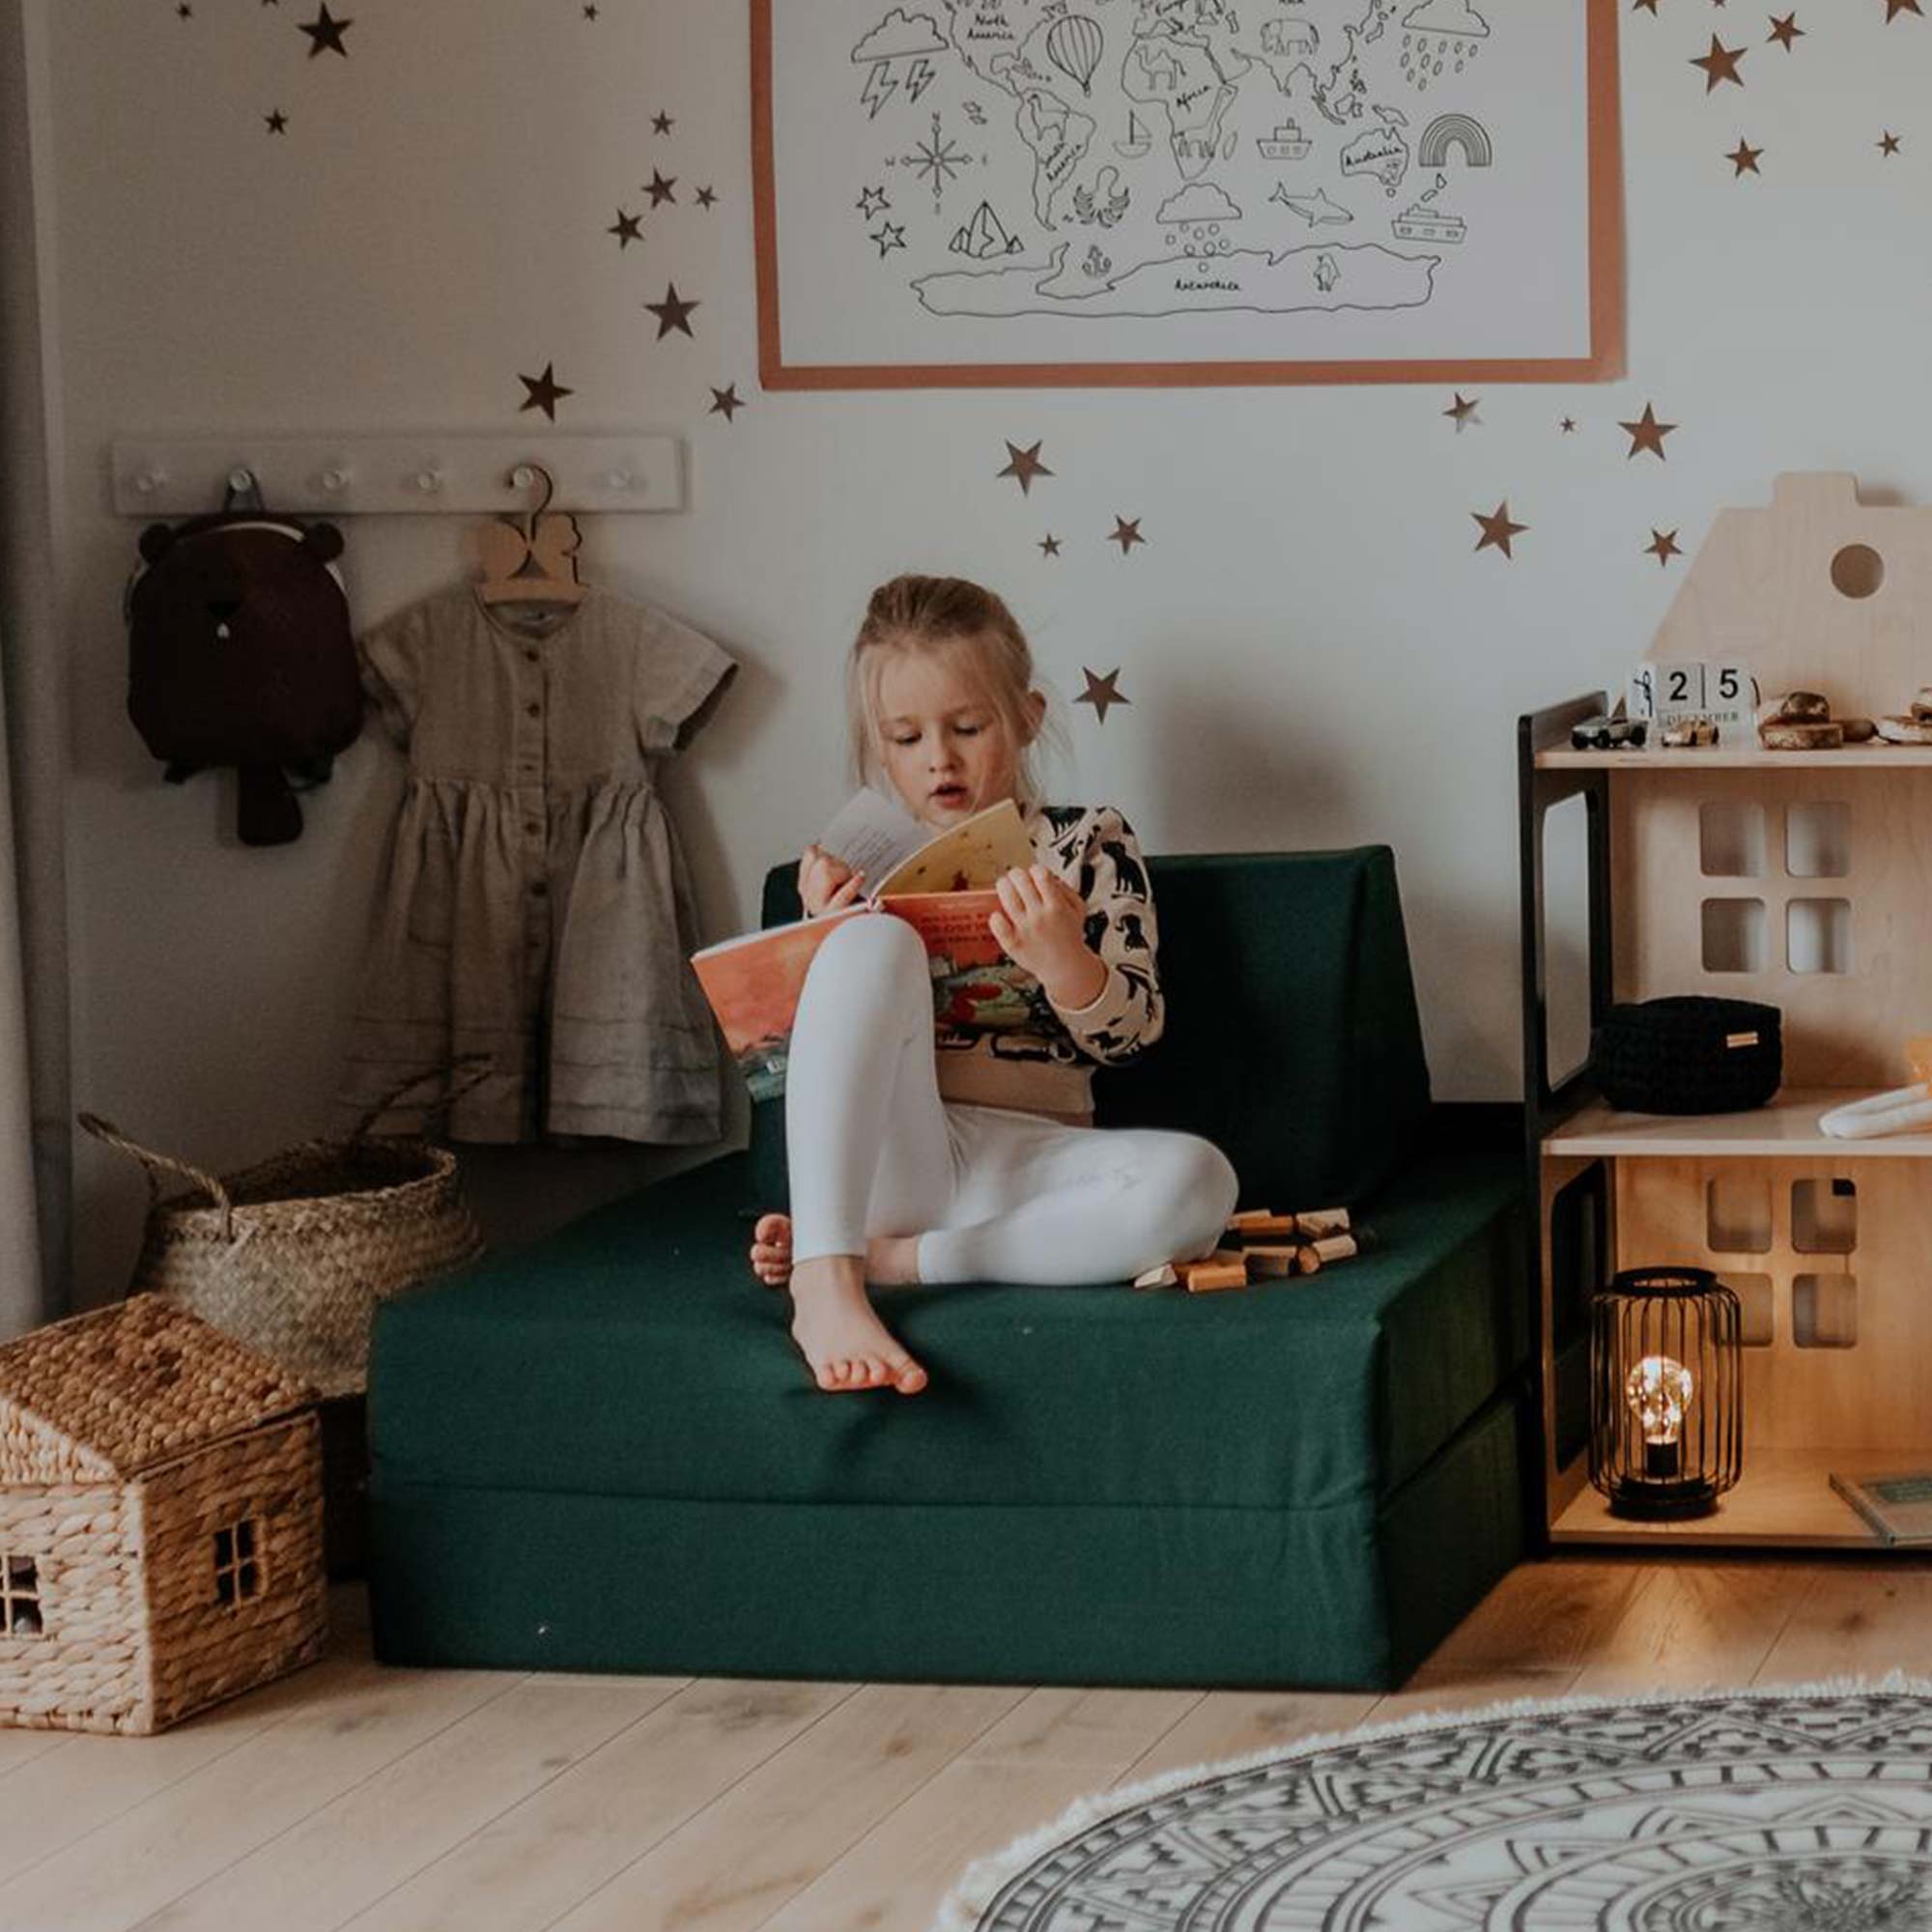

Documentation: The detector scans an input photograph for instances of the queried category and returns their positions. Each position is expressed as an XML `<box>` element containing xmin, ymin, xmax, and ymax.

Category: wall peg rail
<box><xmin>110</xmin><ymin>434</ymin><xmax>686</xmax><ymax>518</ymax></box>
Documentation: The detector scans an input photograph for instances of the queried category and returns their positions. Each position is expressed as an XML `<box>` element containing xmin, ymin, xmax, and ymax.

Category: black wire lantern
<box><xmin>1589</xmin><ymin>1266</ymin><xmax>1743</xmax><ymax>1520</ymax></box>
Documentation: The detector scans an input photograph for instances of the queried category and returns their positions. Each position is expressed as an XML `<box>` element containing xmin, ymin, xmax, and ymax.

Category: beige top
<box><xmin>932</xmin><ymin>804</ymin><xmax>1164</xmax><ymax>1122</ymax></box>
<box><xmin>340</xmin><ymin>584</ymin><xmax>736</xmax><ymax>1145</ymax></box>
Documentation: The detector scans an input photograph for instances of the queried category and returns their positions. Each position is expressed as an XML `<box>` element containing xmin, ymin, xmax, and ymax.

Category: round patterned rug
<box><xmin>933</xmin><ymin>1682</ymin><xmax>1932</xmax><ymax>1931</ymax></box>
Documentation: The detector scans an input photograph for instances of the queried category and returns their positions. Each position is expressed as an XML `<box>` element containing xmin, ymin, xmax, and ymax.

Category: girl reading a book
<box><xmin>752</xmin><ymin>574</ymin><xmax>1238</xmax><ymax>1395</ymax></box>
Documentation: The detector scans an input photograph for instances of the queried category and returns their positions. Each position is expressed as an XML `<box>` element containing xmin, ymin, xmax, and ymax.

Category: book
<box><xmin>1828</xmin><ymin>1468</ymin><xmax>1932</xmax><ymax>1544</ymax></box>
<box><xmin>691</xmin><ymin>797</ymin><xmax>1038</xmax><ymax>1100</ymax></box>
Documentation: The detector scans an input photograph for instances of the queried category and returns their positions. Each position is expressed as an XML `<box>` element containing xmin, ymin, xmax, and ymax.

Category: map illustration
<box><xmin>758</xmin><ymin>0</ymin><xmax>1614</xmax><ymax>382</ymax></box>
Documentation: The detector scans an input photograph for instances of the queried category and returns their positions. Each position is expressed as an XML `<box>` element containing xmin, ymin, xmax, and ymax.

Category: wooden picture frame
<box><xmin>752</xmin><ymin>0</ymin><xmax>1624</xmax><ymax>391</ymax></box>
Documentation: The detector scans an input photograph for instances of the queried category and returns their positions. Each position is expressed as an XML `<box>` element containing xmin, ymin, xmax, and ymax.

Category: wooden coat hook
<box><xmin>478</xmin><ymin>463</ymin><xmax>586</xmax><ymax>608</ymax></box>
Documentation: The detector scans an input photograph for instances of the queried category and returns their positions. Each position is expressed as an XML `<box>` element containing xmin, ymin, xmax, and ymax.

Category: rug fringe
<box><xmin>927</xmin><ymin>1669</ymin><xmax>1932</xmax><ymax>1931</ymax></box>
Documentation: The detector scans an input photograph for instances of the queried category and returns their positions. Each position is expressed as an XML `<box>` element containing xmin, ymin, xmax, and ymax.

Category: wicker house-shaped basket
<box><xmin>0</xmin><ymin>1297</ymin><xmax>327</xmax><ymax>1734</ymax></box>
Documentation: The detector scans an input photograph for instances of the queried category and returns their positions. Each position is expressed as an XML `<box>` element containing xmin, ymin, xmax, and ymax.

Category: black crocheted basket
<box><xmin>1593</xmin><ymin>997</ymin><xmax>1782</xmax><ymax>1115</ymax></box>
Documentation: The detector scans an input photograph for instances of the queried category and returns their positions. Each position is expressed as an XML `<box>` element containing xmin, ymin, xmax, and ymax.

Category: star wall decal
<box><xmin>1472</xmin><ymin>502</ymin><xmax>1527</xmax><ymax>558</ymax></box>
<box><xmin>646</xmin><ymin>284</ymin><xmax>699</xmax><ymax>338</ymax></box>
<box><xmin>265</xmin><ymin>108</ymin><xmax>288</xmax><ymax>134</ymax></box>
<box><xmin>1690</xmin><ymin>35</ymin><xmax>1746</xmax><ymax>88</ymax></box>
<box><xmin>1727</xmin><ymin>137</ymin><xmax>1764</xmax><ymax>175</ymax></box>
<box><xmin>1560</xmin><ymin>416</ymin><xmax>1579</xmax><ymax>433</ymax></box>
<box><xmin>1109</xmin><ymin>517</ymin><xmax>1146</xmax><ymax>554</ymax></box>
<box><xmin>1620</xmin><ymin>403</ymin><xmax>1677</xmax><ymax>459</ymax></box>
<box><xmin>1443</xmin><ymin>392</ymin><xmax>1482</xmax><ymax>432</ymax></box>
<box><xmin>696</xmin><ymin>185</ymin><xmax>718</xmax><ymax>209</ymax></box>
<box><xmin>178</xmin><ymin>3</ymin><xmax>193</xmax><ymax>18</ymax></box>
<box><xmin>608</xmin><ymin>208</ymin><xmax>643</xmax><ymax>247</ymax></box>
<box><xmin>1646</xmin><ymin>528</ymin><xmax>1683</xmax><ymax>566</ymax></box>
<box><xmin>644</xmin><ymin>170</ymin><xmax>677</xmax><ymax>209</ymax></box>
<box><xmin>709</xmin><ymin>384</ymin><xmax>744</xmax><ymax>421</ymax></box>
<box><xmin>298</xmin><ymin>4</ymin><xmax>352</xmax><ymax>57</ymax></box>
<box><xmin>1768</xmin><ymin>12</ymin><xmax>1803</xmax><ymax>45</ymax></box>
<box><xmin>1880</xmin><ymin>129</ymin><xmax>1903</xmax><ymax>156</ymax></box>
<box><xmin>999</xmin><ymin>440</ymin><xmax>1053</xmax><ymax>494</ymax></box>
<box><xmin>583</xmin><ymin>3</ymin><xmax>599</xmax><ymax>16</ymax></box>
<box><xmin>1076</xmin><ymin>668</ymin><xmax>1130</xmax><ymax>723</ymax></box>
<box><xmin>1886</xmin><ymin>0</ymin><xmax>1922</xmax><ymax>20</ymax></box>
<box><xmin>1633</xmin><ymin>0</ymin><xmax>1659</xmax><ymax>12</ymax></box>
<box><xmin>1038</xmin><ymin>533</ymin><xmax>1062</xmax><ymax>556</ymax></box>
<box><xmin>518</xmin><ymin>363</ymin><xmax>573</xmax><ymax>420</ymax></box>
<box><xmin>651</xmin><ymin>110</ymin><xmax>675</xmax><ymax>135</ymax></box>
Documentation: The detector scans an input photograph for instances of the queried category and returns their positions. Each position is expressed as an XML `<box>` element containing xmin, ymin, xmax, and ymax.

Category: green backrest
<box><xmin>749</xmin><ymin>846</ymin><xmax>1433</xmax><ymax>1212</ymax></box>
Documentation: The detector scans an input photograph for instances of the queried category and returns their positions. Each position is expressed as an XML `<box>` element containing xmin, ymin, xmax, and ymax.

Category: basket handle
<box><xmin>348</xmin><ymin>1057</ymin><xmax>495</xmax><ymax>1142</ymax></box>
<box><xmin>76</xmin><ymin>1111</ymin><xmax>237</xmax><ymax>1238</ymax></box>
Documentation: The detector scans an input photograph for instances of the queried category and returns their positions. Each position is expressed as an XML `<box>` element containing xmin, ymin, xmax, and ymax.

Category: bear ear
<box><xmin>138</xmin><ymin>523</ymin><xmax>178</xmax><ymax>564</ymax></box>
<box><xmin>302</xmin><ymin>521</ymin><xmax>345</xmax><ymax>563</ymax></box>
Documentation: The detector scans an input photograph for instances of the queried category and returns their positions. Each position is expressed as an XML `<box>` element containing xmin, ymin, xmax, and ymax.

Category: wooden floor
<box><xmin>3</xmin><ymin>1556</ymin><xmax>1930</xmax><ymax>1932</ymax></box>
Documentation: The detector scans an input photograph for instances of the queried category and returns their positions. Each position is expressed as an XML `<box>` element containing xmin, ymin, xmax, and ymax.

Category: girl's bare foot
<box><xmin>750</xmin><ymin>1214</ymin><xmax>920</xmax><ymax>1290</ymax></box>
<box><xmin>786</xmin><ymin>1255</ymin><xmax>927</xmax><ymax>1395</ymax></box>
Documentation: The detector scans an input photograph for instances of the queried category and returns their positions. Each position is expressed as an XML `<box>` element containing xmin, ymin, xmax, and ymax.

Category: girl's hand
<box><xmin>799</xmin><ymin>844</ymin><xmax>866</xmax><ymax>918</ymax></box>
<box><xmin>990</xmin><ymin>865</ymin><xmax>1107</xmax><ymax>1009</ymax></box>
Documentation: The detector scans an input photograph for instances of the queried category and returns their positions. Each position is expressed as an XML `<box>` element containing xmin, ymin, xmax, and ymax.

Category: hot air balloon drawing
<box><xmin>1045</xmin><ymin>14</ymin><xmax>1104</xmax><ymax>97</ymax></box>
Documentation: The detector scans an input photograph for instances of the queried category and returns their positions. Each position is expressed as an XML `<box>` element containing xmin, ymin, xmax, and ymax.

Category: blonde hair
<box><xmin>846</xmin><ymin>575</ymin><xmax>1056</xmax><ymax>803</ymax></box>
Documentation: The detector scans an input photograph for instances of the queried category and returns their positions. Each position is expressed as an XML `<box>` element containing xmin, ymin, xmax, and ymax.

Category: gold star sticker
<box><xmin>1886</xmin><ymin>0</ymin><xmax>1922</xmax><ymax>20</ymax></box>
<box><xmin>1620</xmin><ymin>403</ymin><xmax>1677</xmax><ymax>460</ymax></box>
<box><xmin>645</xmin><ymin>284</ymin><xmax>699</xmax><ymax>339</ymax></box>
<box><xmin>1038</xmin><ymin>533</ymin><xmax>1062</xmax><ymax>557</ymax></box>
<box><xmin>709</xmin><ymin>384</ymin><xmax>744</xmax><ymax>421</ymax></box>
<box><xmin>518</xmin><ymin>362</ymin><xmax>573</xmax><ymax>420</ymax></box>
<box><xmin>1646</xmin><ymin>528</ymin><xmax>1683</xmax><ymax>566</ymax></box>
<box><xmin>999</xmin><ymin>440</ymin><xmax>1052</xmax><ymax>494</ymax></box>
<box><xmin>1443</xmin><ymin>392</ymin><xmax>1482</xmax><ymax>432</ymax></box>
<box><xmin>1727</xmin><ymin>137</ymin><xmax>1764</xmax><ymax>175</ymax></box>
<box><xmin>1690</xmin><ymin>34</ymin><xmax>1747</xmax><ymax>88</ymax></box>
<box><xmin>1109</xmin><ymin>516</ymin><xmax>1146</xmax><ymax>554</ymax></box>
<box><xmin>1472</xmin><ymin>502</ymin><xmax>1528</xmax><ymax>558</ymax></box>
<box><xmin>1076</xmin><ymin>668</ymin><xmax>1130</xmax><ymax>723</ymax></box>
<box><xmin>1768</xmin><ymin>11</ymin><xmax>1803</xmax><ymax>45</ymax></box>
<box><xmin>1880</xmin><ymin>129</ymin><xmax>1903</xmax><ymax>156</ymax></box>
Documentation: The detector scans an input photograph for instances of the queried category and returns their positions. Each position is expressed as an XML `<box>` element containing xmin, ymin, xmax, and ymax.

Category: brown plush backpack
<box><xmin>125</xmin><ymin>504</ymin><xmax>362</xmax><ymax>845</ymax></box>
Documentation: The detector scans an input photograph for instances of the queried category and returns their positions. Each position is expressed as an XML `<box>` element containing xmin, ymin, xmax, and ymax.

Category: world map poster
<box><xmin>753</xmin><ymin>0</ymin><xmax>1622</xmax><ymax>387</ymax></box>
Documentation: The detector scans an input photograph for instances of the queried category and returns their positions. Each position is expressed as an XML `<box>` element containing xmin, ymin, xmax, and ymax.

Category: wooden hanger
<box><xmin>478</xmin><ymin>464</ymin><xmax>586</xmax><ymax>609</ymax></box>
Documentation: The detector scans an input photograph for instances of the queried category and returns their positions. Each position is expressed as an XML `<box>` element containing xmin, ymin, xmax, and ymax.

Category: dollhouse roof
<box><xmin>0</xmin><ymin>1297</ymin><xmax>315</xmax><ymax>1482</ymax></box>
<box><xmin>1648</xmin><ymin>472</ymin><xmax>1931</xmax><ymax>722</ymax></box>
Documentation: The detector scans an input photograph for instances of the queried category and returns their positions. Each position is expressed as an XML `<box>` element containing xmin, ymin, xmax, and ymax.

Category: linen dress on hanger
<box><xmin>339</xmin><ymin>583</ymin><xmax>736</xmax><ymax>1144</ymax></box>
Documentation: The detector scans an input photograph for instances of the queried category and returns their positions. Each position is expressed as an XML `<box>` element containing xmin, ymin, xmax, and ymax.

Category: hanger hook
<box><xmin>508</xmin><ymin>463</ymin><xmax>556</xmax><ymax>522</ymax></box>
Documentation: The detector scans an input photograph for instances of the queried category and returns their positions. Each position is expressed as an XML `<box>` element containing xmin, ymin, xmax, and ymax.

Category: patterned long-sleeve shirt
<box><xmin>933</xmin><ymin>804</ymin><xmax>1164</xmax><ymax>1124</ymax></box>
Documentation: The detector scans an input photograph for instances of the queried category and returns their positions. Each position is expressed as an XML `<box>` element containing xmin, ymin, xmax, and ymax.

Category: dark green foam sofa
<box><xmin>368</xmin><ymin>848</ymin><xmax>1530</xmax><ymax>1690</ymax></box>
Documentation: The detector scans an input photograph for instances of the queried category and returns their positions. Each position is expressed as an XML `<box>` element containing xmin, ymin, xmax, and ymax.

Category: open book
<box><xmin>691</xmin><ymin>794</ymin><xmax>1037</xmax><ymax>1100</ymax></box>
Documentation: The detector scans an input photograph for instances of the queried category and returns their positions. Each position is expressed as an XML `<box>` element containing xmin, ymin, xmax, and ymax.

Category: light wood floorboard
<box><xmin>2</xmin><ymin>1561</ymin><xmax>1927</xmax><ymax>1932</ymax></box>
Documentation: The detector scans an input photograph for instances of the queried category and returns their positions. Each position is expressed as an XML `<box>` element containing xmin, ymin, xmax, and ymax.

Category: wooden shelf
<box><xmin>1537</xmin><ymin>745</ymin><xmax>1932</xmax><ymax>771</ymax></box>
<box><xmin>1551</xmin><ymin>1446</ymin><xmax>1925</xmax><ymax>1548</ymax></box>
<box><xmin>1545</xmin><ymin>1089</ymin><xmax>1932</xmax><ymax>1160</ymax></box>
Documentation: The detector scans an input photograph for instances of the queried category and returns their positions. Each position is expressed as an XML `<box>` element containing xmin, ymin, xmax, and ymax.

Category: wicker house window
<box><xmin>1</xmin><ymin>1555</ymin><xmax>42</xmax><ymax>1636</ymax></box>
<box><xmin>213</xmin><ymin>1520</ymin><xmax>263</xmax><ymax>1605</ymax></box>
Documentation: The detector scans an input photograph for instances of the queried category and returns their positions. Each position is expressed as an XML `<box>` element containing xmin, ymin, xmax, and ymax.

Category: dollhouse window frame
<box><xmin>213</xmin><ymin>1518</ymin><xmax>264</xmax><ymax>1606</ymax></box>
<box><xmin>1</xmin><ymin>1553</ymin><xmax>43</xmax><ymax>1636</ymax></box>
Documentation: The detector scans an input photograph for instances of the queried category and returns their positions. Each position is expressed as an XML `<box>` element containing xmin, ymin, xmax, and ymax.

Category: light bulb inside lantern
<box><xmin>1625</xmin><ymin>1355</ymin><xmax>1694</xmax><ymax>1480</ymax></box>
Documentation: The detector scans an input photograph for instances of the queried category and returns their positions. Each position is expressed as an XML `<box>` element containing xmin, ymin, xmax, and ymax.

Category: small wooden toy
<box><xmin>1242</xmin><ymin>1246</ymin><xmax>1301</xmax><ymax>1279</ymax></box>
<box><xmin>1182</xmin><ymin>1254</ymin><xmax>1249</xmax><ymax>1293</ymax></box>
<box><xmin>1133</xmin><ymin>1263</ymin><xmax>1179</xmax><ymax>1289</ymax></box>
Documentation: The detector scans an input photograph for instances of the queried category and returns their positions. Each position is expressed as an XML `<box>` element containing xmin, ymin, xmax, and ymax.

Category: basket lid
<box><xmin>0</xmin><ymin>1298</ymin><xmax>316</xmax><ymax>1481</ymax></box>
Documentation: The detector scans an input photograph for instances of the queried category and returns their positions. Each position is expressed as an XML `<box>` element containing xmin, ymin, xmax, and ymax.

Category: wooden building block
<box><xmin>1183</xmin><ymin>1259</ymin><xmax>1249</xmax><ymax>1293</ymax></box>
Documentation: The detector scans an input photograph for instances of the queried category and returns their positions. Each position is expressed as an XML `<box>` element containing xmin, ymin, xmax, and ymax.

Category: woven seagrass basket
<box><xmin>78</xmin><ymin>1069</ymin><xmax>486</xmax><ymax>1399</ymax></box>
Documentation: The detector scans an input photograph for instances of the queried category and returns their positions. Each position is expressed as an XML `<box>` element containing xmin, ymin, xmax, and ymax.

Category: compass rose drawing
<box><xmin>894</xmin><ymin>110</ymin><xmax>976</xmax><ymax>211</ymax></box>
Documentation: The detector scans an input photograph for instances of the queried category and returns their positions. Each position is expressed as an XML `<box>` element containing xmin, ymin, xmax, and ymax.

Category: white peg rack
<box><xmin>110</xmin><ymin>433</ymin><xmax>686</xmax><ymax>518</ymax></box>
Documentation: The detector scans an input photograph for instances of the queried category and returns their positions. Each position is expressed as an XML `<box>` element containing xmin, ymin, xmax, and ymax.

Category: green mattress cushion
<box><xmin>369</xmin><ymin>1146</ymin><xmax>1524</xmax><ymax>1516</ymax></box>
<box><xmin>749</xmin><ymin>846</ymin><xmax>1432</xmax><ymax>1214</ymax></box>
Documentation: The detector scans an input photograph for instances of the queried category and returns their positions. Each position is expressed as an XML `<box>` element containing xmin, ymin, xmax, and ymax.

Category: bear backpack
<box><xmin>125</xmin><ymin>497</ymin><xmax>362</xmax><ymax>846</ymax></box>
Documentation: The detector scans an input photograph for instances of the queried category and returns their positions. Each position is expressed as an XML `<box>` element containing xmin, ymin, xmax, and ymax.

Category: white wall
<box><xmin>34</xmin><ymin>1</ymin><xmax>1932</xmax><ymax>1300</ymax></box>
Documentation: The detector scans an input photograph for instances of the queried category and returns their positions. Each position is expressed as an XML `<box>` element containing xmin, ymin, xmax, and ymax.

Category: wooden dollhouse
<box><xmin>1520</xmin><ymin>471</ymin><xmax>1932</xmax><ymax>1548</ymax></box>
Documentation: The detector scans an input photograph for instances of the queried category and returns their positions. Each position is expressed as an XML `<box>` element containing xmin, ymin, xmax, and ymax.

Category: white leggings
<box><xmin>785</xmin><ymin>914</ymin><xmax>1239</xmax><ymax>1285</ymax></box>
